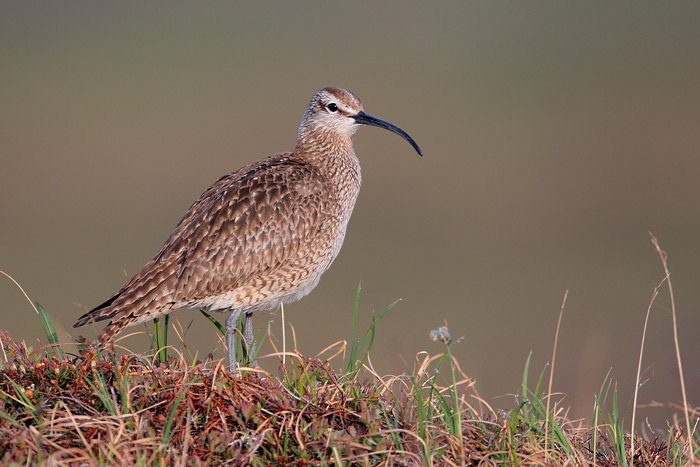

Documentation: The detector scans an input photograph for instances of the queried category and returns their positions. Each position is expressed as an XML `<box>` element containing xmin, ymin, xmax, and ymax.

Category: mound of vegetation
<box><xmin>0</xmin><ymin>327</ymin><xmax>693</xmax><ymax>466</ymax></box>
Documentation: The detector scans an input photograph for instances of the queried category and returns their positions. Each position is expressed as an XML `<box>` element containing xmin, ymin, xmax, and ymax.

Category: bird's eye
<box><xmin>327</xmin><ymin>103</ymin><xmax>338</xmax><ymax>112</ymax></box>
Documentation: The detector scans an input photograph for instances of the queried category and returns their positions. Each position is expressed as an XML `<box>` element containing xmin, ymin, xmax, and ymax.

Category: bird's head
<box><xmin>298</xmin><ymin>87</ymin><xmax>422</xmax><ymax>156</ymax></box>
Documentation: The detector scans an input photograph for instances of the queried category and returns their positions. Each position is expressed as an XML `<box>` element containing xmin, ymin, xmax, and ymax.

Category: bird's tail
<box><xmin>73</xmin><ymin>292</ymin><xmax>124</xmax><ymax>328</ymax></box>
<box><xmin>95</xmin><ymin>319</ymin><xmax>131</xmax><ymax>346</ymax></box>
<box><xmin>73</xmin><ymin>269</ymin><xmax>178</xmax><ymax>345</ymax></box>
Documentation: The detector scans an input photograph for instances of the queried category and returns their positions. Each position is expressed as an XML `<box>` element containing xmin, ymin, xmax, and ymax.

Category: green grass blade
<box><xmin>200</xmin><ymin>309</ymin><xmax>226</xmax><ymax>335</ymax></box>
<box><xmin>2</xmin><ymin>375</ymin><xmax>36</xmax><ymax>410</ymax></box>
<box><xmin>162</xmin><ymin>314</ymin><xmax>169</xmax><ymax>360</ymax></box>
<box><xmin>36</xmin><ymin>302</ymin><xmax>64</xmax><ymax>358</ymax></box>
<box><xmin>591</xmin><ymin>369</ymin><xmax>613</xmax><ymax>454</ymax></box>
<box><xmin>153</xmin><ymin>315</ymin><xmax>169</xmax><ymax>365</ymax></box>
<box><xmin>345</xmin><ymin>297</ymin><xmax>399</xmax><ymax>376</ymax></box>
<box><xmin>521</xmin><ymin>351</ymin><xmax>532</xmax><ymax>405</ymax></box>
<box><xmin>346</xmin><ymin>281</ymin><xmax>362</xmax><ymax>373</ymax></box>
<box><xmin>162</xmin><ymin>388</ymin><xmax>188</xmax><ymax>443</ymax></box>
<box><xmin>110</xmin><ymin>354</ymin><xmax>132</xmax><ymax>416</ymax></box>
<box><xmin>84</xmin><ymin>371</ymin><xmax>117</xmax><ymax>415</ymax></box>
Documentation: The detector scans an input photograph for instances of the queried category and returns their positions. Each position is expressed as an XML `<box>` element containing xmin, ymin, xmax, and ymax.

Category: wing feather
<box><xmin>73</xmin><ymin>153</ymin><xmax>326</xmax><ymax>332</ymax></box>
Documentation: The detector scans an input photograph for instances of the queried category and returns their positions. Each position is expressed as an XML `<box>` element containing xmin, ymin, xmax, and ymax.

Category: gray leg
<box><xmin>243</xmin><ymin>311</ymin><xmax>257</xmax><ymax>366</ymax></box>
<box><xmin>225</xmin><ymin>308</ymin><xmax>242</xmax><ymax>372</ymax></box>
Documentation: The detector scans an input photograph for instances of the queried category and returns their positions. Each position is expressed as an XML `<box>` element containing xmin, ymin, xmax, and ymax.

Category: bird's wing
<box><xmin>164</xmin><ymin>154</ymin><xmax>326</xmax><ymax>302</ymax></box>
<box><xmin>73</xmin><ymin>153</ymin><xmax>326</xmax><ymax>332</ymax></box>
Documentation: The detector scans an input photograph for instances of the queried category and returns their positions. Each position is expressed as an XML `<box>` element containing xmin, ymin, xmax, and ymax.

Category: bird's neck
<box><xmin>294</xmin><ymin>130</ymin><xmax>362</xmax><ymax>201</ymax></box>
<box><xmin>294</xmin><ymin>130</ymin><xmax>359</xmax><ymax>171</ymax></box>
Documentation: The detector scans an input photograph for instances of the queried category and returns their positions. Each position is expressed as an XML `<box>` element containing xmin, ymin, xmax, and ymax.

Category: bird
<box><xmin>73</xmin><ymin>87</ymin><xmax>422</xmax><ymax>370</ymax></box>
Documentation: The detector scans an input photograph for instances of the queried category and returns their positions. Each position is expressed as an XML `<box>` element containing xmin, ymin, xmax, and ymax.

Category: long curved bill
<box><xmin>351</xmin><ymin>111</ymin><xmax>423</xmax><ymax>156</ymax></box>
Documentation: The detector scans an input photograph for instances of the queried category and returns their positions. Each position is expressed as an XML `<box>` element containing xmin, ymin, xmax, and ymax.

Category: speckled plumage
<box><xmin>73</xmin><ymin>87</ymin><xmax>421</xmax><ymax>368</ymax></box>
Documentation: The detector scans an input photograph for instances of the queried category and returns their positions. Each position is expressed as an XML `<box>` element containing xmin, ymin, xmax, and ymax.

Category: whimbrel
<box><xmin>73</xmin><ymin>87</ymin><xmax>422</xmax><ymax>370</ymax></box>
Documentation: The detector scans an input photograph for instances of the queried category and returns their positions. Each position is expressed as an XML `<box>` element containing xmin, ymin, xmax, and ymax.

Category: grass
<box><xmin>0</xmin><ymin>330</ymin><xmax>693</xmax><ymax>466</ymax></box>
<box><xmin>0</xmin><ymin>236</ymin><xmax>698</xmax><ymax>466</ymax></box>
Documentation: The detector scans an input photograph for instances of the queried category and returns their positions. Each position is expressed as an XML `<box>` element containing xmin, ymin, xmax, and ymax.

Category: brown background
<box><xmin>2</xmin><ymin>2</ymin><xmax>699</xmax><ymax>428</ymax></box>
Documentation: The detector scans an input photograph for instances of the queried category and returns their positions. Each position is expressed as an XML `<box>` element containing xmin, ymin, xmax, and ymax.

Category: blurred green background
<box><xmin>2</xmin><ymin>2</ymin><xmax>699</xmax><ymax>426</ymax></box>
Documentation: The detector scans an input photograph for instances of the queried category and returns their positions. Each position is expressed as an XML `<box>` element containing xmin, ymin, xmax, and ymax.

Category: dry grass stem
<box><xmin>650</xmin><ymin>233</ymin><xmax>695</xmax><ymax>462</ymax></box>
<box><xmin>545</xmin><ymin>289</ymin><xmax>568</xmax><ymax>456</ymax></box>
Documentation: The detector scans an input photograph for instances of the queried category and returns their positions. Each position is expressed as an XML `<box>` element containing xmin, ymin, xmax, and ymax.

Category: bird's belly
<box><xmin>188</xmin><ymin>268</ymin><xmax>325</xmax><ymax>315</ymax></box>
<box><xmin>187</xmin><ymin>199</ymin><xmax>356</xmax><ymax>316</ymax></box>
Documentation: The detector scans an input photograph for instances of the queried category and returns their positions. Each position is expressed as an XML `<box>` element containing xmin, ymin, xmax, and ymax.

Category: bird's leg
<box><xmin>225</xmin><ymin>308</ymin><xmax>243</xmax><ymax>372</ymax></box>
<box><xmin>243</xmin><ymin>311</ymin><xmax>258</xmax><ymax>367</ymax></box>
